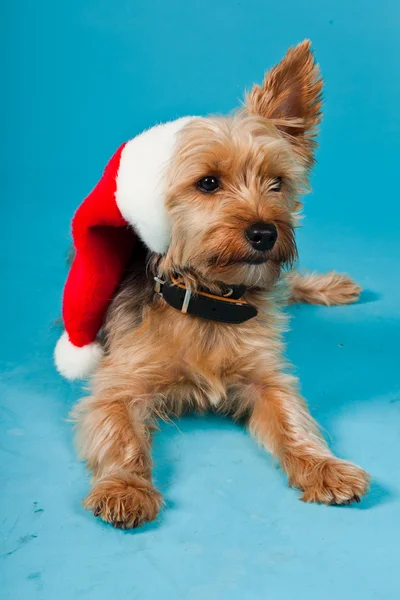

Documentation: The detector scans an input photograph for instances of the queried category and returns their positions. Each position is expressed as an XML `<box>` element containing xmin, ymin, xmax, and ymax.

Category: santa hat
<box><xmin>54</xmin><ymin>116</ymin><xmax>197</xmax><ymax>380</ymax></box>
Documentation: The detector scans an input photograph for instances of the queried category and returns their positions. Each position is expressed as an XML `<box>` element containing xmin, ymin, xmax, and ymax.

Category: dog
<box><xmin>70</xmin><ymin>41</ymin><xmax>370</xmax><ymax>529</ymax></box>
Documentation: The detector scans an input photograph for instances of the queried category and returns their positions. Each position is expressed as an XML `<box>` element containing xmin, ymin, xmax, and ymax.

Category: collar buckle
<box><xmin>154</xmin><ymin>276</ymin><xmax>165</xmax><ymax>294</ymax></box>
<box><xmin>181</xmin><ymin>288</ymin><xmax>192</xmax><ymax>314</ymax></box>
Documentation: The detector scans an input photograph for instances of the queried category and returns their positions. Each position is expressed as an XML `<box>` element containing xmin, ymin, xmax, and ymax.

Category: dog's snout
<box><xmin>245</xmin><ymin>222</ymin><xmax>278</xmax><ymax>251</ymax></box>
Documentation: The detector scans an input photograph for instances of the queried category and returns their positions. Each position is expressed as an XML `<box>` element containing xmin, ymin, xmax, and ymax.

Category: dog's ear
<box><xmin>245</xmin><ymin>40</ymin><xmax>323</xmax><ymax>167</ymax></box>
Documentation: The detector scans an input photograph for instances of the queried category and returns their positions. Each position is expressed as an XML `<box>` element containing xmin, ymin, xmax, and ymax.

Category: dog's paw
<box><xmin>289</xmin><ymin>271</ymin><xmax>362</xmax><ymax>306</ymax></box>
<box><xmin>295</xmin><ymin>457</ymin><xmax>370</xmax><ymax>505</ymax></box>
<box><xmin>84</xmin><ymin>473</ymin><xmax>163</xmax><ymax>529</ymax></box>
<box><xmin>320</xmin><ymin>273</ymin><xmax>362</xmax><ymax>306</ymax></box>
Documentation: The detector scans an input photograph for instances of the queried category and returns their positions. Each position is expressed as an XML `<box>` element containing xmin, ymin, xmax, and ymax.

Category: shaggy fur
<box><xmin>72</xmin><ymin>41</ymin><xmax>369</xmax><ymax>529</ymax></box>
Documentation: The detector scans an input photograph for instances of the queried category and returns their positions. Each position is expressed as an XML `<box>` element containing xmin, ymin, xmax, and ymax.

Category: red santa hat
<box><xmin>54</xmin><ymin>116</ymin><xmax>197</xmax><ymax>380</ymax></box>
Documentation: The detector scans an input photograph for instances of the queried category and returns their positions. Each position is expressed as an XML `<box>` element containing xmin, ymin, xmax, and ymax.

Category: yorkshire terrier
<box><xmin>72</xmin><ymin>41</ymin><xmax>369</xmax><ymax>529</ymax></box>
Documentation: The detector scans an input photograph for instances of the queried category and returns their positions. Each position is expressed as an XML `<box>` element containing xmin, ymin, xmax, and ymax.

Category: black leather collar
<box><xmin>154</xmin><ymin>277</ymin><xmax>258</xmax><ymax>324</ymax></box>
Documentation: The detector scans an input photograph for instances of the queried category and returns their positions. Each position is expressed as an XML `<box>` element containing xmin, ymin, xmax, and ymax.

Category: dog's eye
<box><xmin>270</xmin><ymin>177</ymin><xmax>282</xmax><ymax>192</ymax></box>
<box><xmin>197</xmin><ymin>176</ymin><xmax>220</xmax><ymax>194</ymax></box>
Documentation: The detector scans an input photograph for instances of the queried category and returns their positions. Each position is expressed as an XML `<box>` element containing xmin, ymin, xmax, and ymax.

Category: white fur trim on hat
<box><xmin>54</xmin><ymin>332</ymin><xmax>103</xmax><ymax>380</ymax></box>
<box><xmin>116</xmin><ymin>116</ymin><xmax>198</xmax><ymax>254</ymax></box>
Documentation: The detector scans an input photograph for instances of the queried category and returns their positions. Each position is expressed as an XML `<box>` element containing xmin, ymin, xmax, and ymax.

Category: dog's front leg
<box><xmin>287</xmin><ymin>270</ymin><xmax>361</xmax><ymax>306</ymax></box>
<box><xmin>72</xmin><ymin>381</ymin><xmax>162</xmax><ymax>529</ymax></box>
<box><xmin>246</xmin><ymin>372</ymin><xmax>370</xmax><ymax>504</ymax></box>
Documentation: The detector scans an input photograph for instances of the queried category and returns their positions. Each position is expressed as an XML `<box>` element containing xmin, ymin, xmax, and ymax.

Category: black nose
<box><xmin>245</xmin><ymin>222</ymin><xmax>278</xmax><ymax>251</ymax></box>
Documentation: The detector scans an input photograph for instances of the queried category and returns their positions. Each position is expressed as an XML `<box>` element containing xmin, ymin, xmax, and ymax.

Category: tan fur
<box><xmin>246</xmin><ymin>39</ymin><xmax>323</xmax><ymax>168</ymax></box>
<box><xmin>288</xmin><ymin>271</ymin><xmax>362</xmax><ymax>305</ymax></box>
<box><xmin>72</xmin><ymin>41</ymin><xmax>369</xmax><ymax>528</ymax></box>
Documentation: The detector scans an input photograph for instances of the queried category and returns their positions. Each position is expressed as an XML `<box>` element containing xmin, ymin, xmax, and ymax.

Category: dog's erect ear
<box><xmin>246</xmin><ymin>40</ymin><xmax>323</xmax><ymax>167</ymax></box>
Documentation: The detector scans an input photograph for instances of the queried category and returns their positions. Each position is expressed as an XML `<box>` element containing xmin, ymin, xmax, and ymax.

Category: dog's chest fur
<box><xmin>105</xmin><ymin>269</ymin><xmax>288</xmax><ymax>412</ymax></box>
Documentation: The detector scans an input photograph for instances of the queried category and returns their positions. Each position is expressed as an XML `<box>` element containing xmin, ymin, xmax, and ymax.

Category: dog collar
<box><xmin>154</xmin><ymin>276</ymin><xmax>258</xmax><ymax>324</ymax></box>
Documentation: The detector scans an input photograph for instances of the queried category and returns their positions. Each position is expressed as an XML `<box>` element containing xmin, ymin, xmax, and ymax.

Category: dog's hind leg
<box><xmin>287</xmin><ymin>270</ymin><xmax>361</xmax><ymax>306</ymax></box>
<box><xmin>72</xmin><ymin>384</ymin><xmax>162</xmax><ymax>529</ymax></box>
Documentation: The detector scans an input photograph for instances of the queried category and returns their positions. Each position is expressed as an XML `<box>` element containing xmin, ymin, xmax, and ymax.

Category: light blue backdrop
<box><xmin>1</xmin><ymin>1</ymin><xmax>399</xmax><ymax>599</ymax></box>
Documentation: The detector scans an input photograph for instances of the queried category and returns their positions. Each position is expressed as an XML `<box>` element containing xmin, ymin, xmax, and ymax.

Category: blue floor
<box><xmin>2</xmin><ymin>1</ymin><xmax>400</xmax><ymax>598</ymax></box>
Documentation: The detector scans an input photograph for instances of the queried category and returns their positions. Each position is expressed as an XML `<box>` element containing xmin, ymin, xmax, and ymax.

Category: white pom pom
<box><xmin>54</xmin><ymin>332</ymin><xmax>103</xmax><ymax>380</ymax></box>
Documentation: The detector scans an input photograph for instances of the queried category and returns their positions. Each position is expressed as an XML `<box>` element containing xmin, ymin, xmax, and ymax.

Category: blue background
<box><xmin>1</xmin><ymin>1</ymin><xmax>399</xmax><ymax>598</ymax></box>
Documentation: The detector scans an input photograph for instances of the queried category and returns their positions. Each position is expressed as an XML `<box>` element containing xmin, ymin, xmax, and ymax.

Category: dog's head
<box><xmin>161</xmin><ymin>41</ymin><xmax>322</xmax><ymax>288</ymax></box>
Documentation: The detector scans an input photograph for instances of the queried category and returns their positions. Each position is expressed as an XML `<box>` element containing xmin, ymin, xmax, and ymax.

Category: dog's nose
<box><xmin>245</xmin><ymin>222</ymin><xmax>278</xmax><ymax>251</ymax></box>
